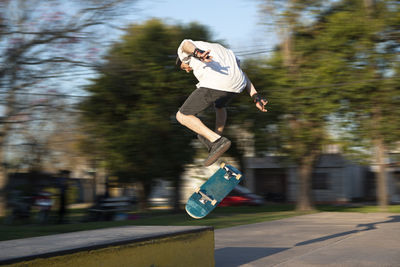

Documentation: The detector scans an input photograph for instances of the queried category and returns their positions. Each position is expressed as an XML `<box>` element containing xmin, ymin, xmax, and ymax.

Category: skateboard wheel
<box><xmin>211</xmin><ymin>200</ymin><xmax>217</xmax><ymax>206</ymax></box>
<box><xmin>235</xmin><ymin>174</ymin><xmax>242</xmax><ymax>180</ymax></box>
<box><xmin>220</xmin><ymin>162</ymin><xmax>226</xmax><ymax>169</ymax></box>
<box><xmin>195</xmin><ymin>187</ymin><xmax>200</xmax><ymax>193</ymax></box>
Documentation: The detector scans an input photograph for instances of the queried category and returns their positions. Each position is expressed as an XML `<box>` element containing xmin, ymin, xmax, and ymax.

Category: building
<box><xmin>243</xmin><ymin>153</ymin><xmax>381</xmax><ymax>204</ymax></box>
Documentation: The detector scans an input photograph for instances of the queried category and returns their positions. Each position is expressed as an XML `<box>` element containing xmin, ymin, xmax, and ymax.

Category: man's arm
<box><xmin>181</xmin><ymin>40</ymin><xmax>197</xmax><ymax>54</ymax></box>
<box><xmin>181</xmin><ymin>40</ymin><xmax>212</xmax><ymax>62</ymax></box>
<box><xmin>244</xmin><ymin>73</ymin><xmax>268</xmax><ymax>112</ymax></box>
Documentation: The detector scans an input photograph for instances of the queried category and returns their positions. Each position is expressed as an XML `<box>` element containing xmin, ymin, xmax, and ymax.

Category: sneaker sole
<box><xmin>203</xmin><ymin>141</ymin><xmax>231</xmax><ymax>167</ymax></box>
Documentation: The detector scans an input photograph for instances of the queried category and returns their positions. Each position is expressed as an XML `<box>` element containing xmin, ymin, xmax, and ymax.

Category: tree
<box><xmin>249</xmin><ymin>0</ymin><xmax>399</xmax><ymax>210</ymax></box>
<box><xmin>79</xmin><ymin>20</ymin><xmax>215</xmax><ymax>211</ymax></box>
<box><xmin>0</xmin><ymin>0</ymin><xmax>133</xmax><ymax>215</ymax></box>
<box><xmin>241</xmin><ymin>54</ymin><xmax>338</xmax><ymax>211</ymax></box>
<box><xmin>333</xmin><ymin>0</ymin><xmax>400</xmax><ymax>210</ymax></box>
<box><xmin>240</xmin><ymin>0</ymin><xmax>339</xmax><ymax>211</ymax></box>
<box><xmin>294</xmin><ymin>0</ymin><xmax>400</xmax><ymax>209</ymax></box>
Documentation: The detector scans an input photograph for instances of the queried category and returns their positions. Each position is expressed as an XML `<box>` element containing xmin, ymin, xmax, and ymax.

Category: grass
<box><xmin>317</xmin><ymin>204</ymin><xmax>400</xmax><ymax>213</ymax></box>
<box><xmin>0</xmin><ymin>204</ymin><xmax>399</xmax><ymax>242</ymax></box>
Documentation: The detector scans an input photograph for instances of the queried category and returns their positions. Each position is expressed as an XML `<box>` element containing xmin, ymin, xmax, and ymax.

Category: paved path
<box><xmin>215</xmin><ymin>212</ymin><xmax>400</xmax><ymax>267</ymax></box>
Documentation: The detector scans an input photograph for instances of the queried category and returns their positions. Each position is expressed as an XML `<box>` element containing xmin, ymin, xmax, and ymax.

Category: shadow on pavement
<box><xmin>296</xmin><ymin>215</ymin><xmax>400</xmax><ymax>247</ymax></box>
<box><xmin>215</xmin><ymin>247</ymin><xmax>288</xmax><ymax>267</ymax></box>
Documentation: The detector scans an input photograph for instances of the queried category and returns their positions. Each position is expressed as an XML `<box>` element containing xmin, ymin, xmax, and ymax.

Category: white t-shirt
<box><xmin>177</xmin><ymin>39</ymin><xmax>247</xmax><ymax>93</ymax></box>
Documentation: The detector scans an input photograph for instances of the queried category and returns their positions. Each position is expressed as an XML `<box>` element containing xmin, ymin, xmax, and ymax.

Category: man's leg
<box><xmin>215</xmin><ymin>107</ymin><xmax>227</xmax><ymax>135</ymax></box>
<box><xmin>176</xmin><ymin>110</ymin><xmax>230</xmax><ymax>167</ymax></box>
<box><xmin>177</xmin><ymin>88</ymin><xmax>232</xmax><ymax>166</ymax></box>
<box><xmin>176</xmin><ymin>111</ymin><xmax>220</xmax><ymax>143</ymax></box>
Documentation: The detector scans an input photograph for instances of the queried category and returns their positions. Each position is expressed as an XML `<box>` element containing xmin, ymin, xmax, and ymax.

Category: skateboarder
<box><xmin>175</xmin><ymin>39</ymin><xmax>267</xmax><ymax>166</ymax></box>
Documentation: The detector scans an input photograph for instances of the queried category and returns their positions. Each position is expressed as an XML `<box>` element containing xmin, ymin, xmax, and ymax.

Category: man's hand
<box><xmin>252</xmin><ymin>93</ymin><xmax>268</xmax><ymax>112</ymax></box>
<box><xmin>193</xmin><ymin>48</ymin><xmax>212</xmax><ymax>63</ymax></box>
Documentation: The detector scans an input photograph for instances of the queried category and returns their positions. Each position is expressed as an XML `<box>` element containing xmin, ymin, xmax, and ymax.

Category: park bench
<box><xmin>87</xmin><ymin>196</ymin><xmax>134</xmax><ymax>221</ymax></box>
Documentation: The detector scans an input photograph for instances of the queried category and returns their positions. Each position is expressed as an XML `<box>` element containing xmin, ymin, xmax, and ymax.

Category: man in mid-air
<box><xmin>175</xmin><ymin>39</ymin><xmax>267</xmax><ymax>166</ymax></box>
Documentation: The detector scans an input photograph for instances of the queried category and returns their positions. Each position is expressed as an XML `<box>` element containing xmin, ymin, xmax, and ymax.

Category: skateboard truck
<box><xmin>195</xmin><ymin>187</ymin><xmax>217</xmax><ymax>206</ymax></box>
<box><xmin>220</xmin><ymin>162</ymin><xmax>242</xmax><ymax>181</ymax></box>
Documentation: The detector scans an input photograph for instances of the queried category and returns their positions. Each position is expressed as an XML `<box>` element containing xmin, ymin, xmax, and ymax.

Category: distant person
<box><xmin>175</xmin><ymin>39</ymin><xmax>267</xmax><ymax>166</ymax></box>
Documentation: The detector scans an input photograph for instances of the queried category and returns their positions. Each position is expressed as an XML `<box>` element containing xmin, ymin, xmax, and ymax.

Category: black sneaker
<box><xmin>197</xmin><ymin>134</ymin><xmax>212</xmax><ymax>152</ymax></box>
<box><xmin>203</xmin><ymin>137</ymin><xmax>231</xmax><ymax>167</ymax></box>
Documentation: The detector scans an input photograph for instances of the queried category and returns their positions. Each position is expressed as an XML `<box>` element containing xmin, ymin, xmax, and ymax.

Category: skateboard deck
<box><xmin>185</xmin><ymin>162</ymin><xmax>243</xmax><ymax>219</ymax></box>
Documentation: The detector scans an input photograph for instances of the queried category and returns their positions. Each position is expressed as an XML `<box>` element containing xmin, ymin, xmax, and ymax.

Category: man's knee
<box><xmin>176</xmin><ymin>110</ymin><xmax>186</xmax><ymax>125</ymax></box>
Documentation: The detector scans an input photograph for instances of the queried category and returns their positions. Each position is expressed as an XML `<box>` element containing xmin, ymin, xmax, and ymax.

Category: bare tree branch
<box><xmin>0</xmin><ymin>0</ymin><xmax>134</xmax><ymax>215</ymax></box>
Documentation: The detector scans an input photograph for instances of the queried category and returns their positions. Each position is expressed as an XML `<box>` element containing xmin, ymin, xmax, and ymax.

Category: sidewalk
<box><xmin>215</xmin><ymin>212</ymin><xmax>400</xmax><ymax>267</ymax></box>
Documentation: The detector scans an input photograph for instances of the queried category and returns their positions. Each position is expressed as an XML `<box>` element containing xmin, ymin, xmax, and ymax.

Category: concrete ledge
<box><xmin>0</xmin><ymin>226</ymin><xmax>215</xmax><ymax>267</ymax></box>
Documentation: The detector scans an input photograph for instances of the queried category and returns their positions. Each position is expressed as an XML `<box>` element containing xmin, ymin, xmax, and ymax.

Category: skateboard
<box><xmin>185</xmin><ymin>162</ymin><xmax>243</xmax><ymax>219</ymax></box>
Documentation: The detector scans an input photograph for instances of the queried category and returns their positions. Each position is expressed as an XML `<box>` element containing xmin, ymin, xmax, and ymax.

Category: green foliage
<box><xmin>234</xmin><ymin>0</ymin><xmax>399</xmax><ymax>210</ymax></box>
<box><xmin>240</xmin><ymin>0</ymin><xmax>399</xmax><ymax>162</ymax></box>
<box><xmin>79</xmin><ymin>20</ymin><xmax>213</xmax><ymax>194</ymax></box>
<box><xmin>322</xmin><ymin>0</ymin><xmax>400</xmax><ymax>150</ymax></box>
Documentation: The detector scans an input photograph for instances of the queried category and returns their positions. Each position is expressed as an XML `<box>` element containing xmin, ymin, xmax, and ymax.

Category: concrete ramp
<box><xmin>0</xmin><ymin>226</ymin><xmax>214</xmax><ymax>267</ymax></box>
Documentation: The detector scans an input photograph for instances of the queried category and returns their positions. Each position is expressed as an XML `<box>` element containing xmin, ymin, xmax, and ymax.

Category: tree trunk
<box><xmin>0</xmin><ymin>94</ymin><xmax>13</xmax><ymax>216</ymax></box>
<box><xmin>370</xmin><ymin>102</ymin><xmax>388</xmax><ymax>210</ymax></box>
<box><xmin>0</xmin><ymin>69</ymin><xmax>17</xmax><ymax>216</ymax></box>
<box><xmin>374</xmin><ymin>137</ymin><xmax>388</xmax><ymax>211</ymax></box>
<box><xmin>0</xmin><ymin>146</ymin><xmax>6</xmax><ymax>217</ymax></box>
<box><xmin>296</xmin><ymin>154</ymin><xmax>316</xmax><ymax>211</ymax></box>
<box><xmin>363</xmin><ymin>0</ymin><xmax>375</xmax><ymax>16</ymax></box>
<box><xmin>283</xmin><ymin>34</ymin><xmax>293</xmax><ymax>68</ymax></box>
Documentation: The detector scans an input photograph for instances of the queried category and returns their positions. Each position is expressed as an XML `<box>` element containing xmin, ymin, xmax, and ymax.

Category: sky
<box><xmin>1</xmin><ymin>0</ymin><xmax>281</xmax><ymax>117</ymax></box>
<box><xmin>1</xmin><ymin>0</ymin><xmax>280</xmax><ymax>153</ymax></box>
<box><xmin>56</xmin><ymin>0</ymin><xmax>280</xmax><ymax>94</ymax></box>
<box><xmin>130</xmin><ymin>0</ymin><xmax>279</xmax><ymax>57</ymax></box>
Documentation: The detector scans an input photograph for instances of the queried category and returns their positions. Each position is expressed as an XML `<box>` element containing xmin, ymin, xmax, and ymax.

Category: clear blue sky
<box><xmin>66</xmin><ymin>0</ymin><xmax>278</xmax><ymax>93</ymax></box>
<box><xmin>131</xmin><ymin>0</ymin><xmax>278</xmax><ymax>56</ymax></box>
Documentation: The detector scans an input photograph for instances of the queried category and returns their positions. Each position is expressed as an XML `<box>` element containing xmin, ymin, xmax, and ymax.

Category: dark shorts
<box><xmin>179</xmin><ymin>87</ymin><xmax>238</xmax><ymax>115</ymax></box>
